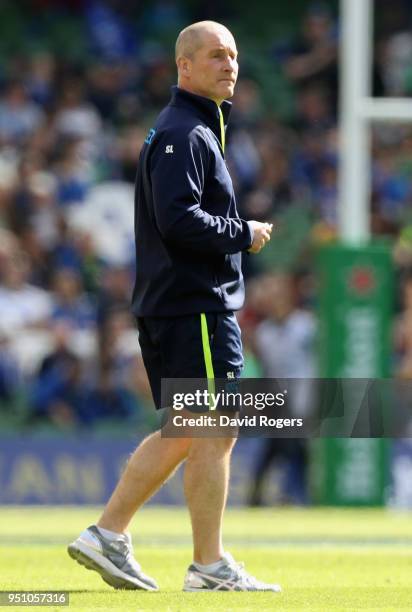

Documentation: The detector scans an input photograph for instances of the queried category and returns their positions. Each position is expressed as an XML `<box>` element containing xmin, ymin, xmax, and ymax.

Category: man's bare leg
<box><xmin>98</xmin><ymin>431</ymin><xmax>191</xmax><ymax>533</ymax></box>
<box><xmin>184</xmin><ymin>437</ymin><xmax>236</xmax><ymax>564</ymax></box>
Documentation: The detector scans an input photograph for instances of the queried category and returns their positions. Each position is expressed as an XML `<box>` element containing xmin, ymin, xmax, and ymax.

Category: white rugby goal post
<box><xmin>339</xmin><ymin>0</ymin><xmax>412</xmax><ymax>242</ymax></box>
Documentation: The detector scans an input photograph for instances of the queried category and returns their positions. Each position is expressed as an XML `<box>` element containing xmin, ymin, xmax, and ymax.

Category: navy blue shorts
<box><xmin>136</xmin><ymin>312</ymin><xmax>243</xmax><ymax>409</ymax></box>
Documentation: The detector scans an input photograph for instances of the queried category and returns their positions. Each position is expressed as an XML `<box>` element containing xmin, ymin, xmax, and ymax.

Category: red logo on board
<box><xmin>347</xmin><ymin>266</ymin><xmax>376</xmax><ymax>295</ymax></box>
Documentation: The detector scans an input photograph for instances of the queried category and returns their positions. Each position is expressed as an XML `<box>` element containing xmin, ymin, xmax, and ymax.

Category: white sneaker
<box><xmin>183</xmin><ymin>552</ymin><xmax>281</xmax><ymax>592</ymax></box>
<box><xmin>68</xmin><ymin>525</ymin><xmax>159</xmax><ymax>591</ymax></box>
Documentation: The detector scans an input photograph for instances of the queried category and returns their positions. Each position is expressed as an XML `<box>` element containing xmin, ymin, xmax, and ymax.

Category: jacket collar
<box><xmin>170</xmin><ymin>86</ymin><xmax>232</xmax><ymax>138</ymax></box>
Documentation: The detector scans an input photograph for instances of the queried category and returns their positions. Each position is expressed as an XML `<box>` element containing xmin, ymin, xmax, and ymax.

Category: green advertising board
<box><xmin>311</xmin><ymin>242</ymin><xmax>393</xmax><ymax>506</ymax></box>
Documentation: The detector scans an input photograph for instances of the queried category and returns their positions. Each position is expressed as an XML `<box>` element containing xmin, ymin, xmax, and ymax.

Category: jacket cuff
<box><xmin>245</xmin><ymin>220</ymin><xmax>254</xmax><ymax>250</ymax></box>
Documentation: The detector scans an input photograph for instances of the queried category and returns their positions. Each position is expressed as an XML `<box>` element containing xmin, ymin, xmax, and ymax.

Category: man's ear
<box><xmin>177</xmin><ymin>56</ymin><xmax>191</xmax><ymax>78</ymax></box>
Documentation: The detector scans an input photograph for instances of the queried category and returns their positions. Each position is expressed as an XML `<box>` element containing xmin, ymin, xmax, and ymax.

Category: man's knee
<box><xmin>188</xmin><ymin>436</ymin><xmax>236</xmax><ymax>459</ymax></box>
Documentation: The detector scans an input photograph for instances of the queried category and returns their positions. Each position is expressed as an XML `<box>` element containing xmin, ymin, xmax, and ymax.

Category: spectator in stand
<box><xmin>73</xmin><ymin>230</ymin><xmax>102</xmax><ymax>295</ymax></box>
<box><xmin>248</xmin><ymin>273</ymin><xmax>316</xmax><ymax>505</ymax></box>
<box><xmin>81</xmin><ymin>362</ymin><xmax>137</xmax><ymax>425</ymax></box>
<box><xmin>50</xmin><ymin>216</ymin><xmax>101</xmax><ymax>295</ymax></box>
<box><xmin>84</xmin><ymin>0</ymin><xmax>139</xmax><ymax>63</ymax></box>
<box><xmin>290</xmin><ymin>127</ymin><xmax>330</xmax><ymax>196</ymax></box>
<box><xmin>281</xmin><ymin>3</ymin><xmax>338</xmax><ymax>100</ymax></box>
<box><xmin>29</xmin><ymin>321</ymin><xmax>86</xmax><ymax>428</ymax></box>
<box><xmin>225</xmin><ymin>79</ymin><xmax>264</xmax><ymax>199</ymax></box>
<box><xmin>97</xmin><ymin>265</ymin><xmax>132</xmax><ymax>326</ymax></box>
<box><xmin>52</xmin><ymin>77</ymin><xmax>103</xmax><ymax>181</ymax></box>
<box><xmin>234</xmin><ymin>126</ymin><xmax>296</xmax><ymax>224</ymax></box>
<box><xmin>76</xmin><ymin>306</ymin><xmax>146</xmax><ymax>426</ymax></box>
<box><xmin>139</xmin><ymin>55</ymin><xmax>176</xmax><ymax>110</ymax></box>
<box><xmin>112</xmin><ymin>126</ymin><xmax>145</xmax><ymax>183</ymax></box>
<box><xmin>53</xmin><ymin>78</ymin><xmax>101</xmax><ymax>143</ymax></box>
<box><xmin>381</xmin><ymin>29</ymin><xmax>412</xmax><ymax>96</ymax></box>
<box><xmin>254</xmin><ymin>273</ymin><xmax>316</xmax><ymax>385</ymax></box>
<box><xmin>18</xmin><ymin>225</ymin><xmax>52</xmax><ymax>289</ymax></box>
<box><xmin>254</xmin><ymin>137</ymin><xmax>293</xmax><ymax>213</ymax></box>
<box><xmin>0</xmin><ymin>80</ymin><xmax>45</xmax><ymax>146</ymax></box>
<box><xmin>88</xmin><ymin>59</ymin><xmax>139</xmax><ymax>122</ymax></box>
<box><xmin>50</xmin><ymin>215</ymin><xmax>83</xmax><ymax>273</ymax></box>
<box><xmin>372</xmin><ymin>132</ymin><xmax>412</xmax><ymax>228</ymax></box>
<box><xmin>0</xmin><ymin>248</ymin><xmax>52</xmax><ymax>337</ymax></box>
<box><xmin>52</xmin><ymin>137</ymin><xmax>90</xmax><ymax>207</ymax></box>
<box><xmin>50</xmin><ymin>267</ymin><xmax>97</xmax><ymax>330</ymax></box>
<box><xmin>18</xmin><ymin>171</ymin><xmax>59</xmax><ymax>252</ymax></box>
<box><xmin>25</xmin><ymin>52</ymin><xmax>56</xmax><ymax>108</ymax></box>
<box><xmin>9</xmin><ymin>153</ymin><xmax>49</xmax><ymax>231</ymax></box>
<box><xmin>229</xmin><ymin>78</ymin><xmax>263</xmax><ymax>129</ymax></box>
<box><xmin>293</xmin><ymin>85</ymin><xmax>335</xmax><ymax>131</ymax></box>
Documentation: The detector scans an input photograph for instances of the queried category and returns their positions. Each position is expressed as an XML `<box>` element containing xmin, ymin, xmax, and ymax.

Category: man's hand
<box><xmin>247</xmin><ymin>221</ymin><xmax>273</xmax><ymax>254</ymax></box>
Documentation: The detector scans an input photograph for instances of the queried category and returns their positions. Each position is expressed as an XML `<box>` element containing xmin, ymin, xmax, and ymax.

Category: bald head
<box><xmin>175</xmin><ymin>21</ymin><xmax>233</xmax><ymax>61</ymax></box>
<box><xmin>175</xmin><ymin>21</ymin><xmax>238</xmax><ymax>105</ymax></box>
<box><xmin>176</xmin><ymin>21</ymin><xmax>238</xmax><ymax>105</ymax></box>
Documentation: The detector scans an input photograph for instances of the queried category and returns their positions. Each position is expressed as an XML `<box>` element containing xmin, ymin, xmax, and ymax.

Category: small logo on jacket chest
<box><xmin>165</xmin><ymin>145</ymin><xmax>174</xmax><ymax>153</ymax></box>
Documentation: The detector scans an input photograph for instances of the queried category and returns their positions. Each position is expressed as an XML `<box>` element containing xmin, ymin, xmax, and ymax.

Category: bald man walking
<box><xmin>68</xmin><ymin>21</ymin><xmax>280</xmax><ymax>593</ymax></box>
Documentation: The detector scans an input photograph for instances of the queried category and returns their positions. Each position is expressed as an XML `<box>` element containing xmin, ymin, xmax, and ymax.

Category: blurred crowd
<box><xmin>1</xmin><ymin>0</ymin><xmax>412</xmax><ymax>467</ymax></box>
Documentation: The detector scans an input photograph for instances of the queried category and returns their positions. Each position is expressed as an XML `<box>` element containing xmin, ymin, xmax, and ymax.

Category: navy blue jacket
<box><xmin>131</xmin><ymin>86</ymin><xmax>253</xmax><ymax>317</ymax></box>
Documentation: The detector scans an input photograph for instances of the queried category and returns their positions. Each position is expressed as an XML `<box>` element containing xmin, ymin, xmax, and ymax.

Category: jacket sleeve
<box><xmin>150</xmin><ymin>127</ymin><xmax>253</xmax><ymax>254</ymax></box>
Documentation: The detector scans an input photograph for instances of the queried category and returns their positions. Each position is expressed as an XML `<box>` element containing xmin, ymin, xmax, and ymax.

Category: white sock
<box><xmin>96</xmin><ymin>526</ymin><xmax>123</xmax><ymax>541</ymax></box>
<box><xmin>193</xmin><ymin>558</ymin><xmax>225</xmax><ymax>574</ymax></box>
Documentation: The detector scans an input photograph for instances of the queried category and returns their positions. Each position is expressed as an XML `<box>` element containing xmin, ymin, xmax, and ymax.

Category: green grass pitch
<box><xmin>1</xmin><ymin>506</ymin><xmax>412</xmax><ymax>610</ymax></box>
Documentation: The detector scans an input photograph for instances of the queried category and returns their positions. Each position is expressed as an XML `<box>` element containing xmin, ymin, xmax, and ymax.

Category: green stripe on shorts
<box><xmin>200</xmin><ymin>313</ymin><xmax>216</xmax><ymax>409</ymax></box>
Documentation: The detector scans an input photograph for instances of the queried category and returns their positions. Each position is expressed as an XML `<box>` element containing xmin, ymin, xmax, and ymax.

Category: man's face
<box><xmin>185</xmin><ymin>29</ymin><xmax>238</xmax><ymax>104</ymax></box>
